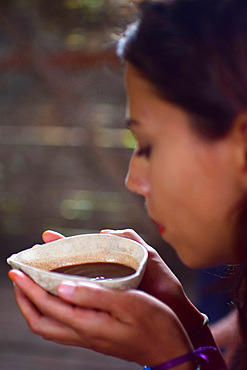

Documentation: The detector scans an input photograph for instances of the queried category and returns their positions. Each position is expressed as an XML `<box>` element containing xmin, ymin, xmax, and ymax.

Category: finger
<box><xmin>58</xmin><ymin>281</ymin><xmax>139</xmax><ymax>325</ymax></box>
<box><xmin>13</xmin><ymin>284</ymin><xmax>82</xmax><ymax>346</ymax></box>
<box><xmin>9</xmin><ymin>270</ymin><xmax>75</xmax><ymax>320</ymax></box>
<box><xmin>100</xmin><ymin>228</ymin><xmax>150</xmax><ymax>248</ymax></box>
<box><xmin>13</xmin><ymin>284</ymin><xmax>127</xmax><ymax>355</ymax></box>
<box><xmin>57</xmin><ymin>282</ymin><xmax>149</xmax><ymax>346</ymax></box>
<box><xmin>9</xmin><ymin>270</ymin><xmax>119</xmax><ymax>335</ymax></box>
<box><xmin>100</xmin><ymin>228</ymin><xmax>140</xmax><ymax>241</ymax></box>
<box><xmin>42</xmin><ymin>230</ymin><xmax>64</xmax><ymax>243</ymax></box>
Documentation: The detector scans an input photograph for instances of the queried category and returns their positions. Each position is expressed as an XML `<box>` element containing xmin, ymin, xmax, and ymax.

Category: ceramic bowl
<box><xmin>7</xmin><ymin>233</ymin><xmax>148</xmax><ymax>295</ymax></box>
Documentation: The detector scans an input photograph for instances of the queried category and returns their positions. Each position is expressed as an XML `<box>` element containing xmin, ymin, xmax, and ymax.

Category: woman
<box><xmin>8</xmin><ymin>0</ymin><xmax>247</xmax><ymax>369</ymax></box>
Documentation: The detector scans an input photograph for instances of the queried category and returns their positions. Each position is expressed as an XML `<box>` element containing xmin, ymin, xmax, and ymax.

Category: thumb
<box><xmin>57</xmin><ymin>281</ymin><xmax>130</xmax><ymax>317</ymax></box>
<box><xmin>42</xmin><ymin>230</ymin><xmax>65</xmax><ymax>243</ymax></box>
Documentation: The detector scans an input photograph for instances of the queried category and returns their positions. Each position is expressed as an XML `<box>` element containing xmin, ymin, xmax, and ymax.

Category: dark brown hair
<box><xmin>117</xmin><ymin>1</ymin><xmax>247</xmax><ymax>368</ymax></box>
<box><xmin>118</xmin><ymin>0</ymin><xmax>247</xmax><ymax>138</ymax></box>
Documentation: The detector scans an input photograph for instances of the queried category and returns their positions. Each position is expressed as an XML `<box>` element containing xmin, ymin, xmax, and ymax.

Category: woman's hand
<box><xmin>100</xmin><ymin>229</ymin><xmax>206</xmax><ymax>340</ymax></box>
<box><xmin>8</xmin><ymin>269</ymin><xmax>194</xmax><ymax>368</ymax></box>
<box><xmin>99</xmin><ymin>230</ymin><xmax>228</xmax><ymax>369</ymax></box>
<box><xmin>100</xmin><ymin>229</ymin><xmax>182</xmax><ymax>300</ymax></box>
<box><xmin>41</xmin><ymin>229</ymin><xmax>206</xmax><ymax>339</ymax></box>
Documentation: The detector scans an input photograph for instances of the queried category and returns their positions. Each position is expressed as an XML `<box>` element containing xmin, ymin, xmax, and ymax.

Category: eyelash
<box><xmin>136</xmin><ymin>144</ymin><xmax>152</xmax><ymax>158</ymax></box>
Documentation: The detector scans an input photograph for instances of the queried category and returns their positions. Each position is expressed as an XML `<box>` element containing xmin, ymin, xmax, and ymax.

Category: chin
<box><xmin>179</xmin><ymin>252</ymin><xmax>233</xmax><ymax>270</ymax></box>
<box><xmin>178</xmin><ymin>255</ymin><xmax>206</xmax><ymax>269</ymax></box>
<box><xmin>173</xmin><ymin>238</ymin><xmax>236</xmax><ymax>269</ymax></box>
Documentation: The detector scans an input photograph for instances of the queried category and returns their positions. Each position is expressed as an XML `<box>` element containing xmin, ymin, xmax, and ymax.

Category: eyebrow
<box><xmin>125</xmin><ymin>118</ymin><xmax>140</xmax><ymax>129</ymax></box>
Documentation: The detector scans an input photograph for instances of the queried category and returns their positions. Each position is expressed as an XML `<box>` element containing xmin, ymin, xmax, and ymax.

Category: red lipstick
<box><xmin>152</xmin><ymin>219</ymin><xmax>165</xmax><ymax>235</ymax></box>
<box><xmin>158</xmin><ymin>225</ymin><xmax>165</xmax><ymax>234</ymax></box>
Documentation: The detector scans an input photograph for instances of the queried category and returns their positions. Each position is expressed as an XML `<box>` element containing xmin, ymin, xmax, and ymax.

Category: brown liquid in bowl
<box><xmin>51</xmin><ymin>262</ymin><xmax>136</xmax><ymax>280</ymax></box>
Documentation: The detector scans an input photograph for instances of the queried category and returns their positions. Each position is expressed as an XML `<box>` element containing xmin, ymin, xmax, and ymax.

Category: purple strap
<box><xmin>144</xmin><ymin>346</ymin><xmax>217</xmax><ymax>370</ymax></box>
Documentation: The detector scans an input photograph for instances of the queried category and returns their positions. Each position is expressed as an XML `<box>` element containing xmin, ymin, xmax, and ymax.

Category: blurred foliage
<box><xmin>0</xmin><ymin>0</ymin><xmax>134</xmax><ymax>53</ymax></box>
<box><xmin>0</xmin><ymin>0</ymin><xmax>155</xmax><ymax>244</ymax></box>
<box><xmin>0</xmin><ymin>0</ymin><xmax>195</xmax><ymax>302</ymax></box>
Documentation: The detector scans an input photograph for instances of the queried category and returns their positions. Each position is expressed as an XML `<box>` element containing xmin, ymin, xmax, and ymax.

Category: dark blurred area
<box><xmin>0</xmin><ymin>0</ymin><xmax>139</xmax><ymax>256</ymax></box>
<box><xmin>0</xmin><ymin>0</ymin><xmax>192</xmax><ymax>290</ymax></box>
<box><xmin>0</xmin><ymin>1</ymin><xmax>230</xmax><ymax>369</ymax></box>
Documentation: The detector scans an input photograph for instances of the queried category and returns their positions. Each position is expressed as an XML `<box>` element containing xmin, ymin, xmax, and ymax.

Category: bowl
<box><xmin>7</xmin><ymin>233</ymin><xmax>148</xmax><ymax>295</ymax></box>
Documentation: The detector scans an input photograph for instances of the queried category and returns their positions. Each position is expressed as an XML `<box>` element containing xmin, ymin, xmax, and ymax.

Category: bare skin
<box><xmin>124</xmin><ymin>65</ymin><xmax>247</xmax><ymax>268</ymax></box>
<box><xmin>9</xmin><ymin>229</ymin><xmax>227</xmax><ymax>369</ymax></box>
<box><xmin>9</xmin><ymin>63</ymin><xmax>247</xmax><ymax>368</ymax></box>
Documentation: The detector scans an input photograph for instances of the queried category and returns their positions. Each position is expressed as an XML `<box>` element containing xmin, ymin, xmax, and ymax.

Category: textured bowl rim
<box><xmin>7</xmin><ymin>233</ymin><xmax>148</xmax><ymax>287</ymax></box>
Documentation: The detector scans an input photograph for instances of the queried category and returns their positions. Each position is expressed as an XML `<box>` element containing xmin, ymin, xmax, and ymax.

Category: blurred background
<box><xmin>0</xmin><ymin>1</ymin><xmax>231</xmax><ymax>369</ymax></box>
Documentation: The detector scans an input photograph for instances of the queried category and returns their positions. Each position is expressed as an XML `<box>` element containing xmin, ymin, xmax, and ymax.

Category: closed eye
<box><xmin>136</xmin><ymin>144</ymin><xmax>151</xmax><ymax>158</ymax></box>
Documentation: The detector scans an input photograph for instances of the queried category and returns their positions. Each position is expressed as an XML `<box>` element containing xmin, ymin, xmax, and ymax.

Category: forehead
<box><xmin>125</xmin><ymin>63</ymin><xmax>165</xmax><ymax>126</ymax></box>
<box><xmin>126</xmin><ymin>64</ymin><xmax>157</xmax><ymax>98</ymax></box>
<box><xmin>125</xmin><ymin>65</ymin><xmax>217</xmax><ymax>154</ymax></box>
<box><xmin>126</xmin><ymin>64</ymin><xmax>189</xmax><ymax>130</ymax></box>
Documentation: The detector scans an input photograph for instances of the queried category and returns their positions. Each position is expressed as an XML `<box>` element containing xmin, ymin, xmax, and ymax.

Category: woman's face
<box><xmin>125</xmin><ymin>64</ymin><xmax>245</xmax><ymax>268</ymax></box>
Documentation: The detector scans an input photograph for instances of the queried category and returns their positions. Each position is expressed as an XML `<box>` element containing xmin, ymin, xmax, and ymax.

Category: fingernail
<box><xmin>100</xmin><ymin>229</ymin><xmax>114</xmax><ymax>234</ymax></box>
<box><xmin>58</xmin><ymin>283</ymin><xmax>75</xmax><ymax>298</ymax></box>
<box><xmin>8</xmin><ymin>271</ymin><xmax>15</xmax><ymax>282</ymax></box>
<box><xmin>8</xmin><ymin>272</ymin><xmax>16</xmax><ymax>287</ymax></box>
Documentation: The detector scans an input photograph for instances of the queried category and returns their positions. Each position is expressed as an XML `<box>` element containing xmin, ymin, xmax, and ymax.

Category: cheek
<box><xmin>149</xmin><ymin>149</ymin><xmax>232</xmax><ymax>232</ymax></box>
<box><xmin>150</xmin><ymin>154</ymin><xmax>193</xmax><ymax>206</ymax></box>
<box><xmin>149</xmin><ymin>153</ymin><xmax>240</xmax><ymax>265</ymax></box>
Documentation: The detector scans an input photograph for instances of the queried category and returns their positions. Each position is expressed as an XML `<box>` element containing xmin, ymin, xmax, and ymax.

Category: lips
<box><xmin>151</xmin><ymin>219</ymin><xmax>165</xmax><ymax>235</ymax></box>
<box><xmin>145</xmin><ymin>202</ymin><xmax>165</xmax><ymax>235</ymax></box>
<box><xmin>158</xmin><ymin>225</ymin><xmax>165</xmax><ymax>234</ymax></box>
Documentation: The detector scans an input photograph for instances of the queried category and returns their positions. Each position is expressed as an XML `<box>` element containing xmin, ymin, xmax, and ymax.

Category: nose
<box><xmin>125</xmin><ymin>155</ymin><xmax>150</xmax><ymax>197</ymax></box>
